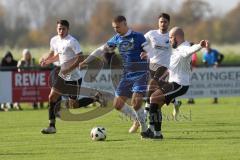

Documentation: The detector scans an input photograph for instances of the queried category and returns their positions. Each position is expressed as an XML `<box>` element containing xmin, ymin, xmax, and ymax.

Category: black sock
<box><xmin>48</xmin><ymin>97</ymin><xmax>61</xmax><ymax>126</ymax></box>
<box><xmin>49</xmin><ymin>101</ymin><xmax>57</xmax><ymax>120</ymax></box>
<box><xmin>49</xmin><ymin>122</ymin><xmax>55</xmax><ymax>128</ymax></box>
<box><xmin>156</xmin><ymin>109</ymin><xmax>162</xmax><ymax>132</ymax></box>
<box><xmin>78</xmin><ymin>97</ymin><xmax>95</xmax><ymax>108</ymax></box>
<box><xmin>146</xmin><ymin>89</ymin><xmax>152</xmax><ymax>104</ymax></box>
<box><xmin>54</xmin><ymin>97</ymin><xmax>62</xmax><ymax>113</ymax></box>
<box><xmin>145</xmin><ymin>106</ymin><xmax>150</xmax><ymax>112</ymax></box>
<box><xmin>149</xmin><ymin>103</ymin><xmax>162</xmax><ymax>132</ymax></box>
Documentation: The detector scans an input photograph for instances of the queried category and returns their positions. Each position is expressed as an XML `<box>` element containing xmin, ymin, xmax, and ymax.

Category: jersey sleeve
<box><xmin>144</xmin><ymin>31</ymin><xmax>151</xmax><ymax>43</ymax></box>
<box><xmin>50</xmin><ymin>38</ymin><xmax>55</xmax><ymax>52</ymax></box>
<box><xmin>71</xmin><ymin>39</ymin><xmax>82</xmax><ymax>55</ymax></box>
<box><xmin>179</xmin><ymin>44</ymin><xmax>202</xmax><ymax>58</ymax></box>
<box><xmin>139</xmin><ymin>33</ymin><xmax>147</xmax><ymax>47</ymax></box>
<box><xmin>107</xmin><ymin>35</ymin><xmax>117</xmax><ymax>48</ymax></box>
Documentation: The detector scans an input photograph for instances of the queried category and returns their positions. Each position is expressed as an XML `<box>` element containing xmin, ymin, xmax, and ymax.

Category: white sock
<box><xmin>135</xmin><ymin>107</ymin><xmax>148</xmax><ymax>132</ymax></box>
<box><xmin>149</xmin><ymin>125</ymin><xmax>154</xmax><ymax>132</ymax></box>
<box><xmin>154</xmin><ymin>131</ymin><xmax>161</xmax><ymax>136</ymax></box>
<box><xmin>120</xmin><ymin>104</ymin><xmax>137</xmax><ymax>120</ymax></box>
<box><xmin>144</xmin><ymin>103</ymin><xmax>150</xmax><ymax>115</ymax></box>
<box><xmin>145</xmin><ymin>102</ymin><xmax>150</xmax><ymax>108</ymax></box>
<box><xmin>173</xmin><ymin>99</ymin><xmax>179</xmax><ymax>106</ymax></box>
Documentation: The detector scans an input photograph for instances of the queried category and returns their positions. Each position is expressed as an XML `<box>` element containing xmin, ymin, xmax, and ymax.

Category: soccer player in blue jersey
<box><xmin>80</xmin><ymin>15</ymin><xmax>149</xmax><ymax>138</ymax></box>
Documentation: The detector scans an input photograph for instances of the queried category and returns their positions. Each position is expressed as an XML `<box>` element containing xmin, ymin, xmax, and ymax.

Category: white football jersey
<box><xmin>144</xmin><ymin>30</ymin><xmax>171</xmax><ymax>68</ymax></box>
<box><xmin>50</xmin><ymin>34</ymin><xmax>82</xmax><ymax>81</ymax></box>
<box><xmin>168</xmin><ymin>41</ymin><xmax>202</xmax><ymax>86</ymax></box>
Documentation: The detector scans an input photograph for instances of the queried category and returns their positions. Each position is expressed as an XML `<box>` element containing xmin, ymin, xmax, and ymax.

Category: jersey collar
<box><xmin>158</xmin><ymin>30</ymin><xmax>169</xmax><ymax>35</ymax></box>
<box><xmin>120</xmin><ymin>29</ymin><xmax>132</xmax><ymax>37</ymax></box>
<box><xmin>58</xmin><ymin>34</ymin><xmax>70</xmax><ymax>40</ymax></box>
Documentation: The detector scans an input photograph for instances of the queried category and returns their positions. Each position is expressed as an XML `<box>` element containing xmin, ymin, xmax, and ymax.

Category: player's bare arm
<box><xmin>79</xmin><ymin>44</ymin><xmax>115</xmax><ymax>68</ymax></box>
<box><xmin>40</xmin><ymin>51</ymin><xmax>59</xmax><ymax>67</ymax></box>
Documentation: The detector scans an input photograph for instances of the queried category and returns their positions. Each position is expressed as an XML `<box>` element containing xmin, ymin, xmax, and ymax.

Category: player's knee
<box><xmin>131</xmin><ymin>100</ymin><xmax>142</xmax><ymax>110</ymax></box>
<box><xmin>132</xmin><ymin>105</ymin><xmax>141</xmax><ymax>111</ymax></box>
<box><xmin>49</xmin><ymin>94</ymin><xmax>59</xmax><ymax>103</ymax></box>
<box><xmin>113</xmin><ymin>103</ymin><xmax>123</xmax><ymax>110</ymax></box>
<box><xmin>150</xmin><ymin>92</ymin><xmax>164</xmax><ymax>104</ymax></box>
<box><xmin>113</xmin><ymin>100</ymin><xmax>124</xmax><ymax>110</ymax></box>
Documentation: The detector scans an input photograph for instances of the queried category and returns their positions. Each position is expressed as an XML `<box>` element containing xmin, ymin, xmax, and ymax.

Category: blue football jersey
<box><xmin>107</xmin><ymin>30</ymin><xmax>148</xmax><ymax>74</ymax></box>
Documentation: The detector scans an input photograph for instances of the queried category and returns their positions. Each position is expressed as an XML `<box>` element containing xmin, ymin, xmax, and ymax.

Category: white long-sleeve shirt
<box><xmin>168</xmin><ymin>41</ymin><xmax>202</xmax><ymax>86</ymax></box>
<box><xmin>144</xmin><ymin>30</ymin><xmax>171</xmax><ymax>68</ymax></box>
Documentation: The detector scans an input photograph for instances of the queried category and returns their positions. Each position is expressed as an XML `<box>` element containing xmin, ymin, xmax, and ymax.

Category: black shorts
<box><xmin>51</xmin><ymin>75</ymin><xmax>82</xmax><ymax>100</ymax></box>
<box><xmin>159</xmin><ymin>82</ymin><xmax>189</xmax><ymax>105</ymax></box>
<box><xmin>149</xmin><ymin>64</ymin><xmax>168</xmax><ymax>82</ymax></box>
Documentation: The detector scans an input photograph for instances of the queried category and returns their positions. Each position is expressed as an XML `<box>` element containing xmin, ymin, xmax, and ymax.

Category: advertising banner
<box><xmin>12</xmin><ymin>71</ymin><xmax>51</xmax><ymax>102</ymax></box>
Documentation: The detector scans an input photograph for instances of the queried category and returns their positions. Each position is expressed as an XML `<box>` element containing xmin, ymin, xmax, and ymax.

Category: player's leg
<box><xmin>143</xmin><ymin>66</ymin><xmax>167</xmax><ymax>136</ymax></box>
<box><xmin>144</xmin><ymin>78</ymin><xmax>158</xmax><ymax>113</ymax></box>
<box><xmin>150</xmin><ymin>82</ymin><xmax>189</xmax><ymax>139</ymax></box>
<box><xmin>129</xmin><ymin>73</ymin><xmax>156</xmax><ymax>134</ymax></box>
<box><xmin>154</xmin><ymin>67</ymin><xmax>182</xmax><ymax>119</ymax></box>
<box><xmin>146</xmin><ymin>65</ymin><xmax>168</xmax><ymax>111</ymax></box>
<box><xmin>70</xmin><ymin>91</ymin><xmax>106</xmax><ymax>108</ymax></box>
<box><xmin>113</xmin><ymin>96</ymin><xmax>137</xmax><ymax>120</ymax></box>
<box><xmin>149</xmin><ymin>89</ymin><xmax>165</xmax><ymax>139</ymax></box>
<box><xmin>131</xmin><ymin>92</ymin><xmax>150</xmax><ymax>138</ymax></box>
<box><xmin>41</xmin><ymin>88</ymin><xmax>61</xmax><ymax>134</ymax></box>
<box><xmin>172</xmin><ymin>98</ymin><xmax>182</xmax><ymax>119</ymax></box>
<box><xmin>93</xmin><ymin>91</ymin><xmax>107</xmax><ymax>107</ymax></box>
<box><xmin>144</xmin><ymin>64</ymin><xmax>162</xmax><ymax>113</ymax></box>
<box><xmin>79</xmin><ymin>97</ymin><xmax>95</xmax><ymax>107</ymax></box>
<box><xmin>114</xmin><ymin>78</ymin><xmax>138</xmax><ymax>121</ymax></box>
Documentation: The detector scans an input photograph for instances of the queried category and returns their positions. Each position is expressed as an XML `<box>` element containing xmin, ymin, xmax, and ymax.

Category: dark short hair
<box><xmin>158</xmin><ymin>13</ymin><xmax>170</xmax><ymax>22</ymax></box>
<box><xmin>57</xmin><ymin>20</ymin><xmax>69</xmax><ymax>28</ymax></box>
<box><xmin>112</xmin><ymin>15</ymin><xmax>127</xmax><ymax>23</ymax></box>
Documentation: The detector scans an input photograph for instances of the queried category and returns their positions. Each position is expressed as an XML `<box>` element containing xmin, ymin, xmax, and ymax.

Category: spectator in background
<box><xmin>202</xmin><ymin>43</ymin><xmax>224</xmax><ymax>104</ymax></box>
<box><xmin>0</xmin><ymin>51</ymin><xmax>20</xmax><ymax>111</ymax></box>
<box><xmin>0</xmin><ymin>51</ymin><xmax>18</xmax><ymax>71</ymax></box>
<box><xmin>17</xmin><ymin>49</ymin><xmax>44</xmax><ymax>109</ymax></box>
<box><xmin>17</xmin><ymin>49</ymin><xmax>36</xmax><ymax>70</ymax></box>
<box><xmin>188</xmin><ymin>42</ymin><xmax>198</xmax><ymax>104</ymax></box>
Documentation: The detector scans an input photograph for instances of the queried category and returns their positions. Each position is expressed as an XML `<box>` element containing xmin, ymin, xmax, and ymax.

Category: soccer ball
<box><xmin>90</xmin><ymin>127</ymin><xmax>107</xmax><ymax>141</ymax></box>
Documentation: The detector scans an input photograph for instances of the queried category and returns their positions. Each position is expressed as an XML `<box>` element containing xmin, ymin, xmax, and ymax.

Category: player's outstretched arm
<box><xmin>79</xmin><ymin>44</ymin><xmax>113</xmax><ymax>68</ymax></box>
<box><xmin>181</xmin><ymin>40</ymin><xmax>209</xmax><ymax>58</ymax></box>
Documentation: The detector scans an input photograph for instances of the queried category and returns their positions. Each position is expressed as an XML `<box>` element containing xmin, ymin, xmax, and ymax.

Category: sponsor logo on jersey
<box><xmin>118</xmin><ymin>38</ymin><xmax>134</xmax><ymax>52</ymax></box>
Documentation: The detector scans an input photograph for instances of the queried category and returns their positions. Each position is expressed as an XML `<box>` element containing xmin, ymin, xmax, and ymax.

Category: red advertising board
<box><xmin>12</xmin><ymin>70</ymin><xmax>51</xmax><ymax>102</ymax></box>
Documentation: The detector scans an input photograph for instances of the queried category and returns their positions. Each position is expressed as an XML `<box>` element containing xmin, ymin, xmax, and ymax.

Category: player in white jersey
<box><xmin>40</xmin><ymin>20</ymin><xmax>84</xmax><ymax>134</ymax></box>
<box><xmin>129</xmin><ymin>13</ymin><xmax>180</xmax><ymax>134</ymax></box>
<box><xmin>144</xmin><ymin>27</ymin><xmax>208</xmax><ymax>139</ymax></box>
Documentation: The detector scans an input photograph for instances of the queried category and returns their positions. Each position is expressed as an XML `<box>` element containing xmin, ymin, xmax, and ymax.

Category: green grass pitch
<box><xmin>0</xmin><ymin>97</ymin><xmax>240</xmax><ymax>160</ymax></box>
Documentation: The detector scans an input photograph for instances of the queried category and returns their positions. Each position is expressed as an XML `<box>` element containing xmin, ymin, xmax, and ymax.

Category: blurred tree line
<box><xmin>0</xmin><ymin>0</ymin><xmax>239</xmax><ymax>48</ymax></box>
